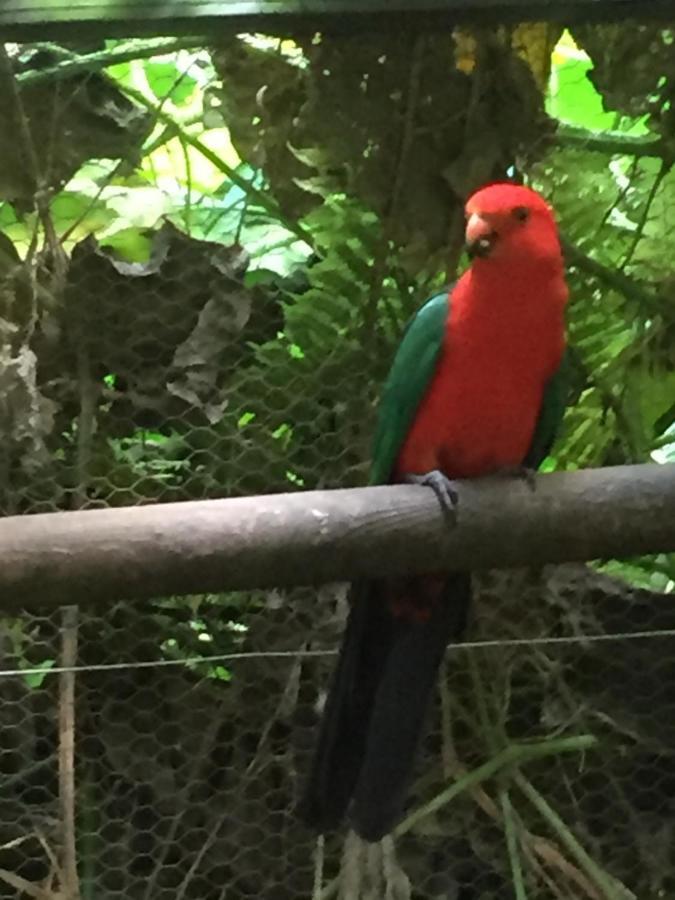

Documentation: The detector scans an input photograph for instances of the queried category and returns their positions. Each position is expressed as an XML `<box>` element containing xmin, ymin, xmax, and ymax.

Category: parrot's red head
<box><xmin>464</xmin><ymin>182</ymin><xmax>562</xmax><ymax>271</ymax></box>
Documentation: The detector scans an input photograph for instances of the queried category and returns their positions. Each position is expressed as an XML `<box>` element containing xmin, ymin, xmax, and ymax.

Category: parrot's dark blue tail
<box><xmin>299</xmin><ymin>573</ymin><xmax>471</xmax><ymax>842</ymax></box>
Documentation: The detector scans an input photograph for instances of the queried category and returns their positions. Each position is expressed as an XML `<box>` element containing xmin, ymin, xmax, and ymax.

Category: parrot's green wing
<box><xmin>522</xmin><ymin>349</ymin><xmax>571</xmax><ymax>469</ymax></box>
<box><xmin>369</xmin><ymin>291</ymin><xmax>450</xmax><ymax>486</ymax></box>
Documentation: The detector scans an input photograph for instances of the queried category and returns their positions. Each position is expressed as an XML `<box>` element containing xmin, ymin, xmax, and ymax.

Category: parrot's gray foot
<box><xmin>404</xmin><ymin>469</ymin><xmax>459</xmax><ymax>524</ymax></box>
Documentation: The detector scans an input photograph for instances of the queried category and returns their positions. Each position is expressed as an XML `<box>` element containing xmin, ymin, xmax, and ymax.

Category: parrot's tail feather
<box><xmin>351</xmin><ymin>573</ymin><xmax>471</xmax><ymax>840</ymax></box>
<box><xmin>298</xmin><ymin>581</ymin><xmax>395</xmax><ymax>832</ymax></box>
<box><xmin>299</xmin><ymin>574</ymin><xmax>471</xmax><ymax>841</ymax></box>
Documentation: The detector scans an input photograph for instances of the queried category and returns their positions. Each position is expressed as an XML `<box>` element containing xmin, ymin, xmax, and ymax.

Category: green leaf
<box><xmin>293</xmin><ymin>173</ymin><xmax>343</xmax><ymax>198</ymax></box>
<box><xmin>548</xmin><ymin>57</ymin><xmax>611</xmax><ymax>130</ymax></box>
<box><xmin>22</xmin><ymin>659</ymin><xmax>55</xmax><ymax>689</ymax></box>
<box><xmin>101</xmin><ymin>227</ymin><xmax>153</xmax><ymax>262</ymax></box>
<box><xmin>144</xmin><ymin>60</ymin><xmax>197</xmax><ymax>105</ymax></box>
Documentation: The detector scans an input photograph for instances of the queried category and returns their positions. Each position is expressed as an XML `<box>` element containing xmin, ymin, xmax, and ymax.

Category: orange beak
<box><xmin>465</xmin><ymin>213</ymin><xmax>497</xmax><ymax>259</ymax></box>
<box><xmin>466</xmin><ymin>213</ymin><xmax>490</xmax><ymax>243</ymax></box>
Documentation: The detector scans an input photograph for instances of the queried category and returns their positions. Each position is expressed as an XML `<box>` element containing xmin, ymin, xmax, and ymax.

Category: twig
<box><xmin>142</xmin><ymin>703</ymin><xmax>225</xmax><ymax>900</ymax></box>
<box><xmin>395</xmin><ymin>734</ymin><xmax>597</xmax><ymax>838</ymax></box>
<box><xmin>59</xmin><ymin>606</ymin><xmax>81</xmax><ymax>900</ymax></box>
<box><xmin>1</xmin><ymin>757</ymin><xmax>54</xmax><ymax>792</ymax></box>
<box><xmin>0</xmin><ymin>45</ymin><xmax>57</xmax><ymax>244</ymax></box>
<box><xmin>555</xmin><ymin>124</ymin><xmax>667</xmax><ymax>160</ymax></box>
<box><xmin>619</xmin><ymin>159</ymin><xmax>670</xmax><ymax>272</ymax></box>
<box><xmin>312</xmin><ymin>835</ymin><xmax>325</xmax><ymax>900</ymax></box>
<box><xmin>141</xmin><ymin>115</ymin><xmax>200</xmax><ymax>157</ymax></box>
<box><xmin>16</xmin><ymin>38</ymin><xmax>205</xmax><ymax>87</ymax></box>
<box><xmin>438</xmin><ymin>659</ymin><xmax>456</xmax><ymax>778</ymax></box>
<box><xmin>365</xmin><ymin>33</ymin><xmax>425</xmax><ymax>341</ymax></box>
<box><xmin>0</xmin><ymin>835</ymin><xmax>32</xmax><ymax>852</ymax></box>
<box><xmin>175</xmin><ymin>809</ymin><xmax>229</xmax><ymax>900</ymax></box>
<box><xmin>180</xmin><ymin>136</ymin><xmax>194</xmax><ymax>233</ymax></box>
<box><xmin>529</xmin><ymin>834</ymin><xmax>602</xmax><ymax>900</ymax></box>
<box><xmin>388</xmin><ymin>35</ymin><xmax>424</xmax><ymax>224</ymax></box>
<box><xmin>467</xmin><ymin>638</ymin><xmax>530</xmax><ymax>895</ymax></box>
<box><xmin>515</xmin><ymin>772</ymin><xmax>635</xmax><ymax>900</ymax></box>
<box><xmin>0</xmin><ymin>42</ymin><xmax>69</xmax><ymax>329</ymax></box>
<box><xmin>467</xmin><ymin>649</ymin><xmax>498</xmax><ymax>749</ymax></box>
<box><xmin>500</xmin><ymin>787</ymin><xmax>528</xmax><ymax>900</ymax></box>
<box><xmin>73</xmin><ymin>344</ymin><xmax>97</xmax><ymax>510</ymax></box>
<box><xmin>0</xmin><ymin>45</ymin><xmax>42</xmax><ymax>187</ymax></box>
<box><xmin>444</xmin><ymin>29</ymin><xmax>489</xmax><ymax>282</ymax></box>
<box><xmin>233</xmin><ymin>183</ymin><xmax>250</xmax><ymax>244</ymax></box>
<box><xmin>0</xmin><ymin>868</ymin><xmax>45</xmax><ymax>898</ymax></box>
<box><xmin>34</xmin><ymin>828</ymin><xmax>62</xmax><ymax>889</ymax></box>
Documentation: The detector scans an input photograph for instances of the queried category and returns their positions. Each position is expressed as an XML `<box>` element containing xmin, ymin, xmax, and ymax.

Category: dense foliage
<box><xmin>0</xmin><ymin>29</ymin><xmax>672</xmax><ymax>584</ymax></box>
<box><xmin>0</xmin><ymin>23</ymin><xmax>674</xmax><ymax>900</ymax></box>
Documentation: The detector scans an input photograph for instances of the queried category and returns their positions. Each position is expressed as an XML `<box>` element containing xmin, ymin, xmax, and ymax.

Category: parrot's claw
<box><xmin>404</xmin><ymin>469</ymin><xmax>459</xmax><ymax>525</ymax></box>
<box><xmin>498</xmin><ymin>465</ymin><xmax>537</xmax><ymax>492</ymax></box>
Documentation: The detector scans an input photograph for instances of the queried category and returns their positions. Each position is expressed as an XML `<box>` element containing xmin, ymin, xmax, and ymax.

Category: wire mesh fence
<box><xmin>0</xmin><ymin>16</ymin><xmax>674</xmax><ymax>900</ymax></box>
<box><xmin>5</xmin><ymin>569</ymin><xmax>675</xmax><ymax>899</ymax></box>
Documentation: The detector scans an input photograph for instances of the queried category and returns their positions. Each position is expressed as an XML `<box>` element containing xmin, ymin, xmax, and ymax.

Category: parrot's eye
<box><xmin>512</xmin><ymin>206</ymin><xmax>529</xmax><ymax>223</ymax></box>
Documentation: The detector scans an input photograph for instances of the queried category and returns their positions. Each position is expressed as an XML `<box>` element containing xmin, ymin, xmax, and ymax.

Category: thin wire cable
<box><xmin>3</xmin><ymin>627</ymin><xmax>675</xmax><ymax>678</ymax></box>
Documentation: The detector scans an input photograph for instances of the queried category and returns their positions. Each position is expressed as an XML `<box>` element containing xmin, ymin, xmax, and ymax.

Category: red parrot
<box><xmin>301</xmin><ymin>182</ymin><xmax>569</xmax><ymax>841</ymax></box>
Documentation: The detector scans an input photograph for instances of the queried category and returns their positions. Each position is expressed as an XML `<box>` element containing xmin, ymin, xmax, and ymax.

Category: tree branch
<box><xmin>16</xmin><ymin>38</ymin><xmax>204</xmax><ymax>87</ymax></box>
<box><xmin>618</xmin><ymin>158</ymin><xmax>671</xmax><ymax>271</ymax></box>
<box><xmin>58</xmin><ymin>606</ymin><xmax>81</xmax><ymax>900</ymax></box>
<box><xmin>555</xmin><ymin>124</ymin><xmax>668</xmax><ymax>160</ymax></box>
<box><xmin>0</xmin><ymin>464</ymin><xmax>673</xmax><ymax>611</ymax></box>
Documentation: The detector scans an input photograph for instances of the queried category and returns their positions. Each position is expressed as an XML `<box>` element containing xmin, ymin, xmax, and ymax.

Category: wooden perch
<box><xmin>0</xmin><ymin>463</ymin><xmax>673</xmax><ymax>611</ymax></box>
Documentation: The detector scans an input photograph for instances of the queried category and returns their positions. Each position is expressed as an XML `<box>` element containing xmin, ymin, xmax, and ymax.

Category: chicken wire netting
<box><xmin>0</xmin><ymin>19</ymin><xmax>674</xmax><ymax>900</ymax></box>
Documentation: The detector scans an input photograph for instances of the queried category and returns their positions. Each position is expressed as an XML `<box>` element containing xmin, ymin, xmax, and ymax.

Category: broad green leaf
<box><xmin>22</xmin><ymin>659</ymin><xmax>55</xmax><ymax>689</ymax></box>
<box><xmin>101</xmin><ymin>227</ymin><xmax>153</xmax><ymax>262</ymax></box>
<box><xmin>144</xmin><ymin>60</ymin><xmax>198</xmax><ymax>105</ymax></box>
